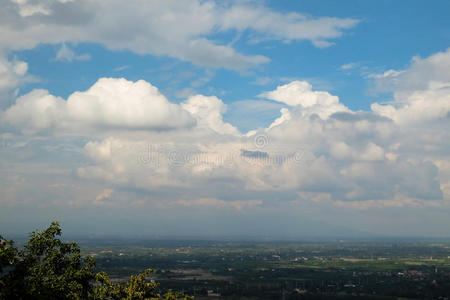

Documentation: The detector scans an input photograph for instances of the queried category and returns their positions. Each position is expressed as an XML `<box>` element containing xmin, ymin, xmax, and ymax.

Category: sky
<box><xmin>0</xmin><ymin>0</ymin><xmax>449</xmax><ymax>239</ymax></box>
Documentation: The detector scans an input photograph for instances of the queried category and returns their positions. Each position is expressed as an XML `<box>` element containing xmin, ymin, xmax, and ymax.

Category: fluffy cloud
<box><xmin>182</xmin><ymin>95</ymin><xmax>239</xmax><ymax>135</ymax></box>
<box><xmin>1</xmin><ymin>49</ymin><xmax>449</xmax><ymax>214</ymax></box>
<box><xmin>2</xmin><ymin>78</ymin><xmax>196</xmax><ymax>134</ymax></box>
<box><xmin>372</xmin><ymin>81</ymin><xmax>450</xmax><ymax>124</ymax></box>
<box><xmin>370</xmin><ymin>48</ymin><xmax>450</xmax><ymax>124</ymax></box>
<box><xmin>75</xmin><ymin>107</ymin><xmax>445</xmax><ymax>206</ymax></box>
<box><xmin>73</xmin><ymin>65</ymin><xmax>448</xmax><ymax>208</ymax></box>
<box><xmin>0</xmin><ymin>54</ymin><xmax>29</xmax><ymax>105</ymax></box>
<box><xmin>0</xmin><ymin>0</ymin><xmax>359</xmax><ymax>71</ymax></box>
<box><xmin>371</xmin><ymin>48</ymin><xmax>450</xmax><ymax>94</ymax></box>
<box><xmin>259</xmin><ymin>81</ymin><xmax>349</xmax><ymax>119</ymax></box>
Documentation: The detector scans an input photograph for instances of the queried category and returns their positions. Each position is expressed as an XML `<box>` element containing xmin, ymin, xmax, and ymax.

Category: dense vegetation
<box><xmin>0</xmin><ymin>222</ymin><xmax>192</xmax><ymax>300</ymax></box>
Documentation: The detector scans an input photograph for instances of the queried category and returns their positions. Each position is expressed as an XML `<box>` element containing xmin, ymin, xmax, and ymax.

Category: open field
<box><xmin>78</xmin><ymin>239</ymin><xmax>450</xmax><ymax>299</ymax></box>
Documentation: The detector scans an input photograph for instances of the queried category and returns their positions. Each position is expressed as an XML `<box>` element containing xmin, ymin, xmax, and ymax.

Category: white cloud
<box><xmin>0</xmin><ymin>55</ymin><xmax>29</xmax><ymax>103</ymax></box>
<box><xmin>369</xmin><ymin>49</ymin><xmax>450</xmax><ymax>125</ymax></box>
<box><xmin>369</xmin><ymin>69</ymin><xmax>404</xmax><ymax>79</ymax></box>
<box><xmin>3</xmin><ymin>78</ymin><xmax>196</xmax><ymax>134</ymax></box>
<box><xmin>0</xmin><ymin>0</ymin><xmax>359</xmax><ymax>71</ymax></box>
<box><xmin>69</xmin><ymin>77</ymin><xmax>445</xmax><ymax>207</ymax></box>
<box><xmin>268</xmin><ymin>108</ymin><xmax>291</xmax><ymax>129</ymax></box>
<box><xmin>330</xmin><ymin>141</ymin><xmax>384</xmax><ymax>162</ymax></box>
<box><xmin>372</xmin><ymin>81</ymin><xmax>450</xmax><ymax>124</ymax></box>
<box><xmin>220</xmin><ymin>5</ymin><xmax>359</xmax><ymax>46</ymax></box>
<box><xmin>259</xmin><ymin>81</ymin><xmax>349</xmax><ymax>119</ymax></box>
<box><xmin>182</xmin><ymin>94</ymin><xmax>240</xmax><ymax>135</ymax></box>
<box><xmin>371</xmin><ymin>47</ymin><xmax>450</xmax><ymax>94</ymax></box>
<box><xmin>340</xmin><ymin>62</ymin><xmax>358</xmax><ymax>70</ymax></box>
<box><xmin>1</xmin><ymin>48</ymin><xmax>449</xmax><ymax>220</ymax></box>
<box><xmin>3</xmin><ymin>72</ymin><xmax>447</xmax><ymax>210</ymax></box>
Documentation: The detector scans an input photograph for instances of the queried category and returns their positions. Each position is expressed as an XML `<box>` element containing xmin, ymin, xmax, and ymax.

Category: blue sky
<box><xmin>1</xmin><ymin>0</ymin><xmax>450</xmax><ymax>237</ymax></box>
<box><xmin>14</xmin><ymin>0</ymin><xmax>450</xmax><ymax>114</ymax></box>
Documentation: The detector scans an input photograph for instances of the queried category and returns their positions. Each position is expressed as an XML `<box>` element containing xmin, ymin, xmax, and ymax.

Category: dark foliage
<box><xmin>0</xmin><ymin>222</ymin><xmax>192</xmax><ymax>300</ymax></box>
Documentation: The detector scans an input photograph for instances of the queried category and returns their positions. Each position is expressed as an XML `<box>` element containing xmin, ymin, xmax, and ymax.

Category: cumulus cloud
<box><xmin>0</xmin><ymin>54</ymin><xmax>29</xmax><ymax>105</ymax></box>
<box><xmin>259</xmin><ymin>81</ymin><xmax>349</xmax><ymax>119</ymax></box>
<box><xmin>56</xmin><ymin>73</ymin><xmax>443</xmax><ymax>209</ymax></box>
<box><xmin>369</xmin><ymin>48</ymin><xmax>450</xmax><ymax>125</ymax></box>
<box><xmin>371</xmin><ymin>47</ymin><xmax>450</xmax><ymax>94</ymax></box>
<box><xmin>76</xmin><ymin>111</ymin><xmax>444</xmax><ymax>207</ymax></box>
<box><xmin>4</xmin><ymin>71</ymin><xmax>448</xmax><ymax>209</ymax></box>
<box><xmin>1</xmin><ymin>49</ymin><xmax>449</xmax><ymax>215</ymax></box>
<box><xmin>182</xmin><ymin>95</ymin><xmax>240</xmax><ymax>135</ymax></box>
<box><xmin>3</xmin><ymin>78</ymin><xmax>196</xmax><ymax>134</ymax></box>
<box><xmin>0</xmin><ymin>0</ymin><xmax>359</xmax><ymax>71</ymax></box>
<box><xmin>372</xmin><ymin>81</ymin><xmax>450</xmax><ymax>124</ymax></box>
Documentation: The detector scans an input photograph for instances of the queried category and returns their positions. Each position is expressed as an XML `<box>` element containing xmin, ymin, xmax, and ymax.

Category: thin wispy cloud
<box><xmin>55</xmin><ymin>44</ymin><xmax>91</xmax><ymax>63</ymax></box>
